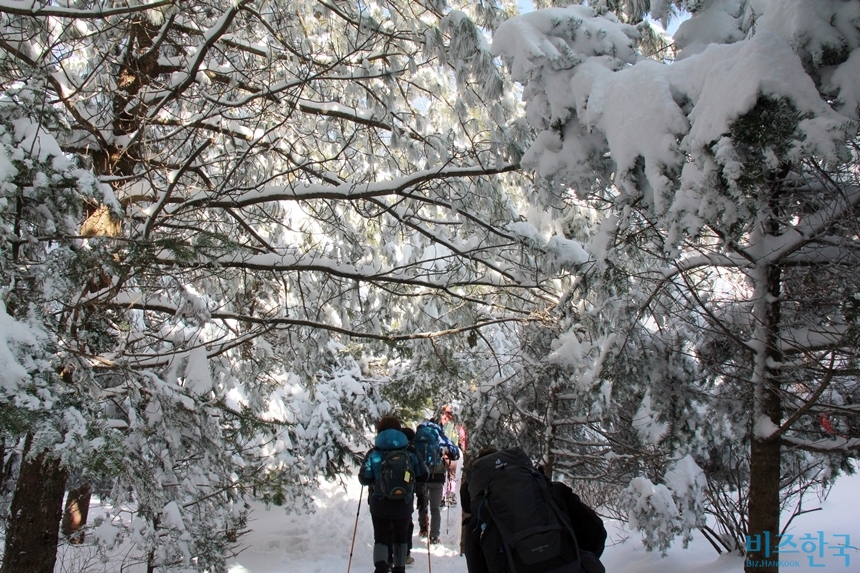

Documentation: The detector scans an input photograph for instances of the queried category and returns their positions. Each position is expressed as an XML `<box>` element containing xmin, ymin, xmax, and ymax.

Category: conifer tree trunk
<box><xmin>542</xmin><ymin>389</ymin><xmax>559</xmax><ymax>477</ymax></box>
<box><xmin>746</xmin><ymin>202</ymin><xmax>784</xmax><ymax>573</ymax></box>
<box><xmin>746</xmin><ymin>388</ymin><xmax>782</xmax><ymax>568</ymax></box>
<box><xmin>0</xmin><ymin>436</ymin><xmax>4</xmax><ymax>483</ymax></box>
<box><xmin>61</xmin><ymin>483</ymin><xmax>92</xmax><ymax>543</ymax></box>
<box><xmin>0</xmin><ymin>434</ymin><xmax>68</xmax><ymax>573</ymax></box>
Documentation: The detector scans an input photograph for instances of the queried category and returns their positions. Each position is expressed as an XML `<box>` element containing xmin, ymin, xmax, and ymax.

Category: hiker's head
<box><xmin>440</xmin><ymin>405</ymin><xmax>454</xmax><ymax>424</ymax></box>
<box><xmin>476</xmin><ymin>447</ymin><xmax>498</xmax><ymax>460</ymax></box>
<box><xmin>464</xmin><ymin>447</ymin><xmax>499</xmax><ymax>471</ymax></box>
<box><xmin>376</xmin><ymin>416</ymin><xmax>402</xmax><ymax>433</ymax></box>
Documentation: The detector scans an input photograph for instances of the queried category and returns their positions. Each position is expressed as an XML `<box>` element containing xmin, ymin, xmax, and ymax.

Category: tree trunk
<box><xmin>61</xmin><ymin>483</ymin><xmax>92</xmax><ymax>544</ymax></box>
<box><xmin>0</xmin><ymin>434</ymin><xmax>68</xmax><ymax>573</ymax></box>
<box><xmin>747</xmin><ymin>432</ymin><xmax>781</xmax><ymax>573</ymax></box>
<box><xmin>459</xmin><ymin>448</ymin><xmax>471</xmax><ymax>556</ymax></box>
<box><xmin>542</xmin><ymin>388</ymin><xmax>558</xmax><ymax>478</ymax></box>
<box><xmin>0</xmin><ymin>435</ymin><xmax>6</xmax><ymax>494</ymax></box>
<box><xmin>745</xmin><ymin>238</ymin><xmax>783</xmax><ymax>573</ymax></box>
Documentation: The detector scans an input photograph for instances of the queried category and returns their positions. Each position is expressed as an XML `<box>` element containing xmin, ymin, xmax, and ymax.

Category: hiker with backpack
<box><xmin>414</xmin><ymin>418</ymin><xmax>460</xmax><ymax>545</ymax></box>
<box><xmin>439</xmin><ymin>405</ymin><xmax>466</xmax><ymax>507</ymax></box>
<box><xmin>389</xmin><ymin>427</ymin><xmax>417</xmax><ymax>568</ymax></box>
<box><xmin>357</xmin><ymin>416</ymin><xmax>428</xmax><ymax>573</ymax></box>
<box><xmin>462</xmin><ymin>447</ymin><xmax>606</xmax><ymax>573</ymax></box>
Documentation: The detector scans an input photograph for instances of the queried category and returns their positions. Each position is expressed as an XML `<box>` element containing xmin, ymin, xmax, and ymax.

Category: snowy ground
<box><xmin>47</xmin><ymin>468</ymin><xmax>858</xmax><ymax>573</ymax></box>
<box><xmin>222</xmin><ymin>471</ymin><xmax>859</xmax><ymax>573</ymax></box>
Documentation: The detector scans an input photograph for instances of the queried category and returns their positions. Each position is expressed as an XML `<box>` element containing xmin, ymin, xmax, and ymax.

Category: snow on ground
<box><xmin>46</xmin><ymin>467</ymin><xmax>858</xmax><ymax>572</ymax></box>
<box><xmin>224</xmin><ymin>470</ymin><xmax>860</xmax><ymax>573</ymax></box>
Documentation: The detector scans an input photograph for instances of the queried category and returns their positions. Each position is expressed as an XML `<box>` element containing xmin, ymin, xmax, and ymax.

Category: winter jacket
<box><xmin>442</xmin><ymin>420</ymin><xmax>467</xmax><ymax>451</ymax></box>
<box><xmin>417</xmin><ymin>420</ymin><xmax>460</xmax><ymax>483</ymax></box>
<box><xmin>357</xmin><ymin>428</ymin><xmax>428</xmax><ymax>519</ymax></box>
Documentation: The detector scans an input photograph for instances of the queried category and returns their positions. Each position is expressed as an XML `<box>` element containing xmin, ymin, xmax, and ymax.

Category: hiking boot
<box><xmin>429</xmin><ymin>537</ymin><xmax>440</xmax><ymax>545</ymax></box>
<box><xmin>418</xmin><ymin>530</ymin><xmax>427</xmax><ymax>538</ymax></box>
<box><xmin>405</xmin><ymin>555</ymin><xmax>415</xmax><ymax>565</ymax></box>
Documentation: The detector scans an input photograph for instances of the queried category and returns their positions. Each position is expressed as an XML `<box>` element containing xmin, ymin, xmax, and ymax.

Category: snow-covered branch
<box><xmin>780</xmin><ymin>435</ymin><xmax>860</xmax><ymax>453</ymax></box>
<box><xmin>0</xmin><ymin>0</ymin><xmax>174</xmax><ymax>18</ymax></box>
<box><xmin>767</xmin><ymin>355</ymin><xmax>836</xmax><ymax>441</ymax></box>
<box><xmin>194</xmin><ymin>163</ymin><xmax>520</xmax><ymax>206</ymax></box>
<box><xmin>752</xmin><ymin>186</ymin><xmax>860</xmax><ymax>265</ymax></box>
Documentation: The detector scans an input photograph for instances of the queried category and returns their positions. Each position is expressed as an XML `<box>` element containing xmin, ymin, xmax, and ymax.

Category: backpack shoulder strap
<box><xmin>481</xmin><ymin>497</ymin><xmax>519</xmax><ymax>573</ymax></box>
<box><xmin>482</xmin><ymin>476</ymin><xmax>583</xmax><ymax>573</ymax></box>
<box><xmin>541</xmin><ymin>478</ymin><xmax>582</xmax><ymax>573</ymax></box>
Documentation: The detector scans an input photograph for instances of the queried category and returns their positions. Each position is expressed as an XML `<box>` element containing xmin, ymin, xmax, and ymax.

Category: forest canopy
<box><xmin>1</xmin><ymin>1</ymin><xmax>859</xmax><ymax>573</ymax></box>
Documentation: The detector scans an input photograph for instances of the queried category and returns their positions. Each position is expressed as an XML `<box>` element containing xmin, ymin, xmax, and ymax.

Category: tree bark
<box><xmin>0</xmin><ymin>435</ymin><xmax>6</xmax><ymax>494</ymax></box>
<box><xmin>745</xmin><ymin>230</ymin><xmax>784</xmax><ymax>573</ymax></box>
<box><xmin>747</xmin><ymin>428</ymin><xmax>781</xmax><ymax>573</ymax></box>
<box><xmin>0</xmin><ymin>434</ymin><xmax>68</xmax><ymax>573</ymax></box>
<box><xmin>542</xmin><ymin>388</ymin><xmax>558</xmax><ymax>478</ymax></box>
<box><xmin>61</xmin><ymin>483</ymin><xmax>92</xmax><ymax>544</ymax></box>
<box><xmin>459</xmin><ymin>448</ymin><xmax>471</xmax><ymax>556</ymax></box>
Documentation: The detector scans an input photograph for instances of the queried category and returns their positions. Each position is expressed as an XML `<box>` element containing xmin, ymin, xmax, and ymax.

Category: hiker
<box><xmin>439</xmin><ymin>405</ymin><xmax>465</xmax><ymax>506</ymax></box>
<box><xmin>462</xmin><ymin>447</ymin><xmax>606</xmax><ymax>573</ymax></box>
<box><xmin>414</xmin><ymin>417</ymin><xmax>460</xmax><ymax>545</ymax></box>
<box><xmin>357</xmin><ymin>416</ymin><xmax>428</xmax><ymax>573</ymax></box>
<box><xmin>388</xmin><ymin>426</ymin><xmax>417</xmax><ymax>568</ymax></box>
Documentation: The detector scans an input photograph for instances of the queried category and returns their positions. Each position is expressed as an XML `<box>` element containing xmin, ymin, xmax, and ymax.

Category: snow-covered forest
<box><xmin>1</xmin><ymin>1</ymin><xmax>858</xmax><ymax>573</ymax></box>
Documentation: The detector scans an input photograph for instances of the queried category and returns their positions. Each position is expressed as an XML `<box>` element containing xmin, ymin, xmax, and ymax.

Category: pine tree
<box><xmin>490</xmin><ymin>3</ymin><xmax>860</xmax><ymax>571</ymax></box>
<box><xmin>0</xmin><ymin>0</ymin><xmax>538</xmax><ymax>570</ymax></box>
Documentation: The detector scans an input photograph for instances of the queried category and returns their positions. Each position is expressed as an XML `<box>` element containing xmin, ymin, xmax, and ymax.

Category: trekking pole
<box><xmin>426</xmin><ymin>527</ymin><xmax>432</xmax><ymax>573</ymax></box>
<box><xmin>346</xmin><ymin>486</ymin><xmax>364</xmax><ymax>573</ymax></box>
<box><xmin>445</xmin><ymin>476</ymin><xmax>452</xmax><ymax>535</ymax></box>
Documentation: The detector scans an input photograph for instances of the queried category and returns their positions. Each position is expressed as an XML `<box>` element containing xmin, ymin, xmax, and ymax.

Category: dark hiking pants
<box><xmin>372</xmin><ymin>515</ymin><xmax>410</xmax><ymax>573</ymax></box>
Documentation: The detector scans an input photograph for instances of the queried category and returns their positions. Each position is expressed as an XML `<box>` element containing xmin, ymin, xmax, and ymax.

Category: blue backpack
<box><xmin>414</xmin><ymin>423</ymin><xmax>445</xmax><ymax>474</ymax></box>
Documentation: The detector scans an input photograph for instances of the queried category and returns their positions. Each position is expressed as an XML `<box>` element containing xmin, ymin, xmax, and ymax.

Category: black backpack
<box><xmin>469</xmin><ymin>448</ymin><xmax>603</xmax><ymax>573</ymax></box>
<box><xmin>377</xmin><ymin>448</ymin><xmax>414</xmax><ymax>500</ymax></box>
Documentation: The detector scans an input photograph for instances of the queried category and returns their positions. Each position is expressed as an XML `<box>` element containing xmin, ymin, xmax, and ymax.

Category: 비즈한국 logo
<box><xmin>745</xmin><ymin>531</ymin><xmax>853</xmax><ymax>568</ymax></box>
